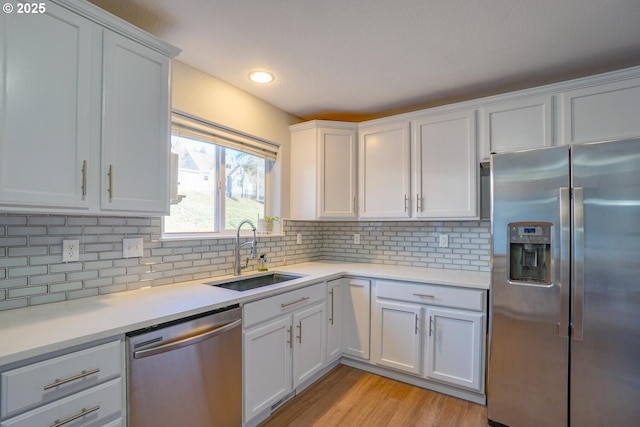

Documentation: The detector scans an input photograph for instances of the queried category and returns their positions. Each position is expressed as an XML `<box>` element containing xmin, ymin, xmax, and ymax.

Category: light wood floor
<box><xmin>259</xmin><ymin>365</ymin><xmax>488</xmax><ymax>427</ymax></box>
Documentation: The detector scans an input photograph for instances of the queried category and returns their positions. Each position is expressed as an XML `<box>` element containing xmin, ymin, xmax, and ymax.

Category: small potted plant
<box><xmin>257</xmin><ymin>216</ymin><xmax>280</xmax><ymax>234</ymax></box>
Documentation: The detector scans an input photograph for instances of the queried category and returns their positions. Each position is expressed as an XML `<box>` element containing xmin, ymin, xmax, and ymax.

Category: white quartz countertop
<box><xmin>0</xmin><ymin>262</ymin><xmax>489</xmax><ymax>366</ymax></box>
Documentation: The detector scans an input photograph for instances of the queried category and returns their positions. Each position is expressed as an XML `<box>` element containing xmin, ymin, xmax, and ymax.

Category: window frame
<box><xmin>161</xmin><ymin>112</ymin><xmax>280</xmax><ymax>240</ymax></box>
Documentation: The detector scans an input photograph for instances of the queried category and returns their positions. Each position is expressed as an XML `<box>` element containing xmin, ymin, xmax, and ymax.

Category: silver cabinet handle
<box><xmin>413</xmin><ymin>293</ymin><xmax>435</xmax><ymax>299</ymax></box>
<box><xmin>44</xmin><ymin>368</ymin><xmax>100</xmax><ymax>390</ymax></box>
<box><xmin>416</xmin><ymin>193</ymin><xmax>421</xmax><ymax>212</ymax></box>
<box><xmin>107</xmin><ymin>164</ymin><xmax>113</xmax><ymax>201</ymax></box>
<box><xmin>281</xmin><ymin>296</ymin><xmax>309</xmax><ymax>308</ymax></box>
<box><xmin>287</xmin><ymin>326</ymin><xmax>292</xmax><ymax>349</ymax></box>
<box><xmin>297</xmin><ymin>321</ymin><xmax>302</xmax><ymax>343</ymax></box>
<box><xmin>81</xmin><ymin>160</ymin><xmax>87</xmax><ymax>197</ymax></box>
<box><xmin>51</xmin><ymin>405</ymin><xmax>100</xmax><ymax>427</ymax></box>
<box><xmin>430</xmin><ymin>316</ymin><xmax>434</xmax><ymax>337</ymax></box>
<box><xmin>329</xmin><ymin>289</ymin><xmax>334</xmax><ymax>325</ymax></box>
<box><xmin>404</xmin><ymin>194</ymin><xmax>408</xmax><ymax>212</ymax></box>
<box><xmin>133</xmin><ymin>319</ymin><xmax>242</xmax><ymax>359</ymax></box>
<box><xmin>414</xmin><ymin>314</ymin><xmax>419</xmax><ymax>334</ymax></box>
<box><xmin>559</xmin><ymin>187</ymin><xmax>571</xmax><ymax>338</ymax></box>
<box><xmin>572</xmin><ymin>187</ymin><xmax>585</xmax><ymax>341</ymax></box>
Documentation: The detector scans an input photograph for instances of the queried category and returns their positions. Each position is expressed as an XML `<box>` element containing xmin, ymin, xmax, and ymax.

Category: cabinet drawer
<box><xmin>1</xmin><ymin>341</ymin><xmax>122</xmax><ymax>418</ymax></box>
<box><xmin>244</xmin><ymin>282</ymin><xmax>326</xmax><ymax>328</ymax></box>
<box><xmin>0</xmin><ymin>378</ymin><xmax>122</xmax><ymax>427</ymax></box>
<box><xmin>376</xmin><ymin>280</ymin><xmax>484</xmax><ymax>311</ymax></box>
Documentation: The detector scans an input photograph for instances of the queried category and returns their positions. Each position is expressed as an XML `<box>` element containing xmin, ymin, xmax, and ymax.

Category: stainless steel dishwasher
<box><xmin>126</xmin><ymin>305</ymin><xmax>242</xmax><ymax>427</ymax></box>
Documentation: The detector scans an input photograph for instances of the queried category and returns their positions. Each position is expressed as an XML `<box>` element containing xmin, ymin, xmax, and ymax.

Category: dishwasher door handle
<box><xmin>133</xmin><ymin>318</ymin><xmax>242</xmax><ymax>359</ymax></box>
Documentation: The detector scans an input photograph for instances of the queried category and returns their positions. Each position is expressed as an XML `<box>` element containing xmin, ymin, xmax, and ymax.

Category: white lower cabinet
<box><xmin>326</xmin><ymin>279</ymin><xmax>343</xmax><ymax>363</ymax></box>
<box><xmin>372</xmin><ymin>300</ymin><xmax>422</xmax><ymax>375</ymax></box>
<box><xmin>292</xmin><ymin>304</ymin><xmax>326</xmax><ymax>387</ymax></box>
<box><xmin>243</xmin><ymin>283</ymin><xmax>326</xmax><ymax>424</ymax></box>
<box><xmin>243</xmin><ymin>317</ymin><xmax>292</xmax><ymax>422</ymax></box>
<box><xmin>0</xmin><ymin>340</ymin><xmax>124</xmax><ymax>427</ymax></box>
<box><xmin>424</xmin><ymin>307</ymin><xmax>484</xmax><ymax>392</ymax></box>
<box><xmin>371</xmin><ymin>280</ymin><xmax>486</xmax><ymax>398</ymax></box>
<box><xmin>341</xmin><ymin>279</ymin><xmax>371</xmax><ymax>360</ymax></box>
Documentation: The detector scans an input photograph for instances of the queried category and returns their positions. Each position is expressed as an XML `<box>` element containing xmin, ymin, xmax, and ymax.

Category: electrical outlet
<box><xmin>438</xmin><ymin>234</ymin><xmax>449</xmax><ymax>248</ymax></box>
<box><xmin>354</xmin><ymin>234</ymin><xmax>361</xmax><ymax>244</ymax></box>
<box><xmin>296</xmin><ymin>233</ymin><xmax>302</xmax><ymax>244</ymax></box>
<box><xmin>62</xmin><ymin>240</ymin><xmax>79</xmax><ymax>262</ymax></box>
<box><xmin>123</xmin><ymin>237</ymin><xmax>144</xmax><ymax>258</ymax></box>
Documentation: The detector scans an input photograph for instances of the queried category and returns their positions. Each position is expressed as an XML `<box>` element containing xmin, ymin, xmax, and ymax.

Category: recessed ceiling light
<box><xmin>248</xmin><ymin>71</ymin><xmax>274</xmax><ymax>84</ymax></box>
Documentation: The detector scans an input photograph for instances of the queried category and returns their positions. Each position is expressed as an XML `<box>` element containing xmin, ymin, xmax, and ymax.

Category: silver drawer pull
<box><xmin>413</xmin><ymin>293</ymin><xmax>435</xmax><ymax>299</ymax></box>
<box><xmin>44</xmin><ymin>368</ymin><xmax>100</xmax><ymax>390</ymax></box>
<box><xmin>51</xmin><ymin>405</ymin><xmax>100</xmax><ymax>427</ymax></box>
<box><xmin>281</xmin><ymin>296</ymin><xmax>310</xmax><ymax>308</ymax></box>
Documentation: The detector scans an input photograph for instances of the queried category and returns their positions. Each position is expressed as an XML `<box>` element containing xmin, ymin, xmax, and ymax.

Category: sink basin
<box><xmin>205</xmin><ymin>273</ymin><xmax>302</xmax><ymax>292</ymax></box>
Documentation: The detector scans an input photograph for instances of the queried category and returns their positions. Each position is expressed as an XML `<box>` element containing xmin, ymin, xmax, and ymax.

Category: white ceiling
<box><xmin>89</xmin><ymin>0</ymin><xmax>640</xmax><ymax>121</ymax></box>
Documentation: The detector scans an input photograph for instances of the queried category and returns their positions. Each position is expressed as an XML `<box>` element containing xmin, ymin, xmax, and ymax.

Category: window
<box><xmin>163</xmin><ymin>112</ymin><xmax>278</xmax><ymax>236</ymax></box>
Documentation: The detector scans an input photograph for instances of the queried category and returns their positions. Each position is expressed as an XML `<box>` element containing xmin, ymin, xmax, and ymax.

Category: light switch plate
<box><xmin>354</xmin><ymin>234</ymin><xmax>361</xmax><ymax>244</ymax></box>
<box><xmin>123</xmin><ymin>237</ymin><xmax>144</xmax><ymax>258</ymax></box>
<box><xmin>438</xmin><ymin>234</ymin><xmax>449</xmax><ymax>248</ymax></box>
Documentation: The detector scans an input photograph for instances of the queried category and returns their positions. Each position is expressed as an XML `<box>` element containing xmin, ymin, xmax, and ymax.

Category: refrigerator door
<box><xmin>488</xmin><ymin>146</ymin><xmax>570</xmax><ymax>427</ymax></box>
<box><xmin>570</xmin><ymin>139</ymin><xmax>640</xmax><ymax>426</ymax></box>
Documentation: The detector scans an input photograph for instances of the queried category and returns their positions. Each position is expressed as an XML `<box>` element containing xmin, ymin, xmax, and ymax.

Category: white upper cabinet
<box><xmin>100</xmin><ymin>30</ymin><xmax>171</xmax><ymax>214</ymax></box>
<box><xmin>562</xmin><ymin>75</ymin><xmax>640</xmax><ymax>144</ymax></box>
<box><xmin>358</xmin><ymin>121</ymin><xmax>411</xmax><ymax>219</ymax></box>
<box><xmin>0</xmin><ymin>0</ymin><xmax>179</xmax><ymax>215</ymax></box>
<box><xmin>480</xmin><ymin>95</ymin><xmax>553</xmax><ymax>160</ymax></box>
<box><xmin>0</xmin><ymin>3</ymin><xmax>96</xmax><ymax>210</ymax></box>
<box><xmin>289</xmin><ymin>67</ymin><xmax>640</xmax><ymax>221</ymax></box>
<box><xmin>413</xmin><ymin>110</ymin><xmax>478</xmax><ymax>219</ymax></box>
<box><xmin>290</xmin><ymin>121</ymin><xmax>357</xmax><ymax>220</ymax></box>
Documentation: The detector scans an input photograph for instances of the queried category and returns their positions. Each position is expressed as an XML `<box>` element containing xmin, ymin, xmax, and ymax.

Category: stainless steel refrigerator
<box><xmin>487</xmin><ymin>139</ymin><xmax>640</xmax><ymax>427</ymax></box>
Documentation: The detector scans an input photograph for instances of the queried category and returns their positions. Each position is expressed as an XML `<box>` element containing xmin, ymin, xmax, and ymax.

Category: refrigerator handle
<box><xmin>572</xmin><ymin>187</ymin><xmax>585</xmax><ymax>341</ymax></box>
<box><xmin>558</xmin><ymin>187</ymin><xmax>571</xmax><ymax>338</ymax></box>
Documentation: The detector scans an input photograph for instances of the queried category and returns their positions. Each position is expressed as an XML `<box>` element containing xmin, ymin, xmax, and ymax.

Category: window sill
<box><xmin>160</xmin><ymin>231</ymin><xmax>286</xmax><ymax>242</ymax></box>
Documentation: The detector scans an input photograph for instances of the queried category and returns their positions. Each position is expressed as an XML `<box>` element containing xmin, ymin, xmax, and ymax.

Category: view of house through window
<box><xmin>164</xmin><ymin>134</ymin><xmax>267</xmax><ymax>234</ymax></box>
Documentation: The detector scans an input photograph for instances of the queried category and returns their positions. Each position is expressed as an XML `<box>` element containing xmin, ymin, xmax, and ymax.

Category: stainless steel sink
<box><xmin>204</xmin><ymin>273</ymin><xmax>302</xmax><ymax>292</ymax></box>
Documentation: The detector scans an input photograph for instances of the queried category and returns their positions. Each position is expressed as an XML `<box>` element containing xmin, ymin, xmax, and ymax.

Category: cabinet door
<box><xmin>319</xmin><ymin>128</ymin><xmax>357</xmax><ymax>218</ymax></box>
<box><xmin>0</xmin><ymin>3</ymin><xmax>94</xmax><ymax>210</ymax></box>
<box><xmin>359</xmin><ymin>122</ymin><xmax>411</xmax><ymax>218</ymax></box>
<box><xmin>292</xmin><ymin>303</ymin><xmax>326</xmax><ymax>388</ymax></box>
<box><xmin>101</xmin><ymin>30</ymin><xmax>170</xmax><ymax>214</ymax></box>
<box><xmin>562</xmin><ymin>76</ymin><xmax>640</xmax><ymax>144</ymax></box>
<box><xmin>290</xmin><ymin>124</ymin><xmax>318</xmax><ymax>220</ymax></box>
<box><xmin>342</xmin><ymin>279</ymin><xmax>371</xmax><ymax>360</ymax></box>
<box><xmin>372</xmin><ymin>300</ymin><xmax>421</xmax><ymax>375</ymax></box>
<box><xmin>424</xmin><ymin>307</ymin><xmax>484</xmax><ymax>392</ymax></box>
<box><xmin>413</xmin><ymin>110</ymin><xmax>477</xmax><ymax>219</ymax></box>
<box><xmin>481</xmin><ymin>96</ymin><xmax>553</xmax><ymax>160</ymax></box>
<box><xmin>326</xmin><ymin>279</ymin><xmax>343</xmax><ymax>363</ymax></box>
<box><xmin>243</xmin><ymin>317</ymin><xmax>292</xmax><ymax>422</ymax></box>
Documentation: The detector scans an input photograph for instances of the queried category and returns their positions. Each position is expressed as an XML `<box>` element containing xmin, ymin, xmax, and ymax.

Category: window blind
<box><xmin>171</xmin><ymin>110</ymin><xmax>280</xmax><ymax>160</ymax></box>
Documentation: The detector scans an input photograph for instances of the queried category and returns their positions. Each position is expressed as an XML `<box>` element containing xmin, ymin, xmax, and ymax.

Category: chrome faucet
<box><xmin>234</xmin><ymin>220</ymin><xmax>257</xmax><ymax>275</ymax></box>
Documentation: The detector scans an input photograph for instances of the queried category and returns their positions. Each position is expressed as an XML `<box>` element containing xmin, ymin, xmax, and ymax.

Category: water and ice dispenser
<box><xmin>508</xmin><ymin>222</ymin><xmax>552</xmax><ymax>285</ymax></box>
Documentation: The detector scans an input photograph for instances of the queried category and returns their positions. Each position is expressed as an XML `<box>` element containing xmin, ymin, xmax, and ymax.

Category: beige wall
<box><xmin>171</xmin><ymin>60</ymin><xmax>300</xmax><ymax>217</ymax></box>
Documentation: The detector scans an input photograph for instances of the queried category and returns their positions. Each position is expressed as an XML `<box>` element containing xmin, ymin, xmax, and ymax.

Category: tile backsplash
<box><xmin>0</xmin><ymin>214</ymin><xmax>489</xmax><ymax>311</ymax></box>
